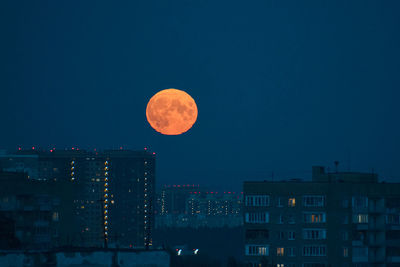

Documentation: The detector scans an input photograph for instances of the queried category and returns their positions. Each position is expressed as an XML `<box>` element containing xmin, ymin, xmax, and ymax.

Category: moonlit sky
<box><xmin>1</xmin><ymin>0</ymin><xmax>400</xmax><ymax>189</ymax></box>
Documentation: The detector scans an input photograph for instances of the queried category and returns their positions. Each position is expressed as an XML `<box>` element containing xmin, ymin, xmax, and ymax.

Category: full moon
<box><xmin>146</xmin><ymin>89</ymin><xmax>198</xmax><ymax>135</ymax></box>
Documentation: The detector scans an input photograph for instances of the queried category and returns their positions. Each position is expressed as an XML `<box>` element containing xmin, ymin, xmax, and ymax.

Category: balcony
<box><xmin>352</xmin><ymin>240</ymin><xmax>364</xmax><ymax>246</ymax></box>
<box><xmin>387</xmin><ymin>256</ymin><xmax>400</xmax><ymax>263</ymax></box>
<box><xmin>352</xmin><ymin>255</ymin><xmax>368</xmax><ymax>262</ymax></box>
<box><xmin>355</xmin><ymin>224</ymin><xmax>368</xmax><ymax>230</ymax></box>
<box><xmin>34</xmin><ymin>220</ymin><xmax>50</xmax><ymax>227</ymax></box>
<box><xmin>39</xmin><ymin>204</ymin><xmax>52</xmax><ymax>211</ymax></box>
<box><xmin>387</xmin><ymin>224</ymin><xmax>400</xmax><ymax>230</ymax></box>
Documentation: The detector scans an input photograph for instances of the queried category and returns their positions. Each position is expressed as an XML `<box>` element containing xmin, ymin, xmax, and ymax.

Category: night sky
<box><xmin>1</xmin><ymin>0</ymin><xmax>400</xmax><ymax>189</ymax></box>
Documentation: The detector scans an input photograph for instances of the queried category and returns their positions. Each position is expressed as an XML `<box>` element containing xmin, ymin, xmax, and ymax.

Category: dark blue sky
<box><xmin>1</xmin><ymin>0</ymin><xmax>400</xmax><ymax>189</ymax></box>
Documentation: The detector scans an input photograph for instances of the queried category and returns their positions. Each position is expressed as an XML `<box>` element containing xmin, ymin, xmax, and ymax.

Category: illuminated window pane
<box><xmin>288</xmin><ymin>198</ymin><xmax>296</xmax><ymax>207</ymax></box>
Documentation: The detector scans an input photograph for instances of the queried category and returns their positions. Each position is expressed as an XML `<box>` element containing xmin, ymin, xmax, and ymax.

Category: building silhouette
<box><xmin>156</xmin><ymin>185</ymin><xmax>242</xmax><ymax>228</ymax></box>
<box><xmin>243</xmin><ymin>166</ymin><xmax>400</xmax><ymax>267</ymax></box>
<box><xmin>0</xmin><ymin>171</ymin><xmax>75</xmax><ymax>249</ymax></box>
<box><xmin>0</xmin><ymin>148</ymin><xmax>155</xmax><ymax>249</ymax></box>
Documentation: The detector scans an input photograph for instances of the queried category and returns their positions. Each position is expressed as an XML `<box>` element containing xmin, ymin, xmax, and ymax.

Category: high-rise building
<box><xmin>243</xmin><ymin>166</ymin><xmax>400</xmax><ymax>267</ymax></box>
<box><xmin>0</xmin><ymin>171</ymin><xmax>75</xmax><ymax>249</ymax></box>
<box><xmin>0</xmin><ymin>148</ymin><xmax>156</xmax><ymax>249</ymax></box>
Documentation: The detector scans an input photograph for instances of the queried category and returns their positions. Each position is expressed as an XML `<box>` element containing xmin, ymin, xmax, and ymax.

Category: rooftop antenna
<box><xmin>347</xmin><ymin>149</ymin><xmax>351</xmax><ymax>171</ymax></box>
<box><xmin>334</xmin><ymin>161</ymin><xmax>339</xmax><ymax>173</ymax></box>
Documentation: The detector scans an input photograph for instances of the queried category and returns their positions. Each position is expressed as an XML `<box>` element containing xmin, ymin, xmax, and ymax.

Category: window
<box><xmin>246</xmin><ymin>229</ymin><xmax>269</xmax><ymax>240</ymax></box>
<box><xmin>52</xmin><ymin>212</ymin><xmax>59</xmax><ymax>222</ymax></box>
<box><xmin>353</xmin><ymin>214</ymin><xmax>368</xmax><ymax>224</ymax></box>
<box><xmin>342</xmin><ymin>215</ymin><xmax>349</xmax><ymax>224</ymax></box>
<box><xmin>288</xmin><ymin>214</ymin><xmax>296</xmax><ymax>224</ymax></box>
<box><xmin>343</xmin><ymin>247</ymin><xmax>349</xmax><ymax>257</ymax></box>
<box><xmin>386</xmin><ymin>214</ymin><xmax>400</xmax><ymax>224</ymax></box>
<box><xmin>277</xmin><ymin>247</ymin><xmax>284</xmax><ymax>256</ymax></box>
<box><xmin>287</xmin><ymin>247</ymin><xmax>296</xmax><ymax>257</ymax></box>
<box><xmin>288</xmin><ymin>198</ymin><xmax>296</xmax><ymax>207</ymax></box>
<box><xmin>342</xmin><ymin>199</ymin><xmax>349</xmax><ymax>208</ymax></box>
<box><xmin>277</xmin><ymin>264</ymin><xmax>284</xmax><ymax>267</ymax></box>
<box><xmin>278</xmin><ymin>215</ymin><xmax>284</xmax><ymax>224</ymax></box>
<box><xmin>303</xmin><ymin>212</ymin><xmax>326</xmax><ymax>223</ymax></box>
<box><xmin>353</xmin><ymin>247</ymin><xmax>368</xmax><ymax>258</ymax></box>
<box><xmin>278</xmin><ymin>197</ymin><xmax>284</xmax><ymax>207</ymax></box>
<box><xmin>288</xmin><ymin>231</ymin><xmax>296</xmax><ymax>240</ymax></box>
<box><xmin>245</xmin><ymin>212</ymin><xmax>269</xmax><ymax>223</ymax></box>
<box><xmin>302</xmin><ymin>229</ymin><xmax>326</xmax><ymax>240</ymax></box>
<box><xmin>245</xmin><ymin>244</ymin><xmax>269</xmax><ymax>256</ymax></box>
<box><xmin>302</xmin><ymin>245</ymin><xmax>326</xmax><ymax>256</ymax></box>
<box><xmin>352</xmin><ymin>196</ymin><xmax>368</xmax><ymax>210</ymax></box>
<box><xmin>303</xmin><ymin>195</ymin><xmax>325</xmax><ymax>207</ymax></box>
<box><xmin>279</xmin><ymin>231</ymin><xmax>285</xmax><ymax>240</ymax></box>
<box><xmin>245</xmin><ymin>195</ymin><xmax>270</xmax><ymax>207</ymax></box>
<box><xmin>342</xmin><ymin>231</ymin><xmax>348</xmax><ymax>241</ymax></box>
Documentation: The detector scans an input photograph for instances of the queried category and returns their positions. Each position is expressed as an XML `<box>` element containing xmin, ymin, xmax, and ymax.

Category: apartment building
<box><xmin>243</xmin><ymin>166</ymin><xmax>400</xmax><ymax>267</ymax></box>
<box><xmin>0</xmin><ymin>148</ymin><xmax>155</xmax><ymax>248</ymax></box>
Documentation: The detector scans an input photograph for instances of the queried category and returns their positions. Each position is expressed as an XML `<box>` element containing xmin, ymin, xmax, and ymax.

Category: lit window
<box><xmin>288</xmin><ymin>198</ymin><xmax>296</xmax><ymax>207</ymax></box>
<box><xmin>52</xmin><ymin>212</ymin><xmax>59</xmax><ymax>221</ymax></box>
<box><xmin>303</xmin><ymin>212</ymin><xmax>326</xmax><ymax>223</ymax></box>
<box><xmin>277</xmin><ymin>247</ymin><xmax>284</xmax><ymax>256</ymax></box>
<box><xmin>343</xmin><ymin>247</ymin><xmax>349</xmax><ymax>257</ymax></box>
<box><xmin>353</xmin><ymin>214</ymin><xmax>368</xmax><ymax>224</ymax></box>
<box><xmin>245</xmin><ymin>245</ymin><xmax>269</xmax><ymax>256</ymax></box>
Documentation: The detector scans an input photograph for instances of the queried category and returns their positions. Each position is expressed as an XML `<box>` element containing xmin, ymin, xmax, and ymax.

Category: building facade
<box><xmin>243</xmin><ymin>166</ymin><xmax>400</xmax><ymax>267</ymax></box>
<box><xmin>0</xmin><ymin>149</ymin><xmax>155</xmax><ymax>249</ymax></box>
<box><xmin>156</xmin><ymin>185</ymin><xmax>242</xmax><ymax>228</ymax></box>
<box><xmin>0</xmin><ymin>171</ymin><xmax>75</xmax><ymax>249</ymax></box>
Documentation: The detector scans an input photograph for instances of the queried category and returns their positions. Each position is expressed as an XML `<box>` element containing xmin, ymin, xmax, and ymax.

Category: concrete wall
<box><xmin>0</xmin><ymin>250</ymin><xmax>170</xmax><ymax>267</ymax></box>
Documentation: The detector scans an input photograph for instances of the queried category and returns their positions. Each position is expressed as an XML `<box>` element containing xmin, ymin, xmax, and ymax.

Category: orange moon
<box><xmin>146</xmin><ymin>89</ymin><xmax>198</xmax><ymax>135</ymax></box>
